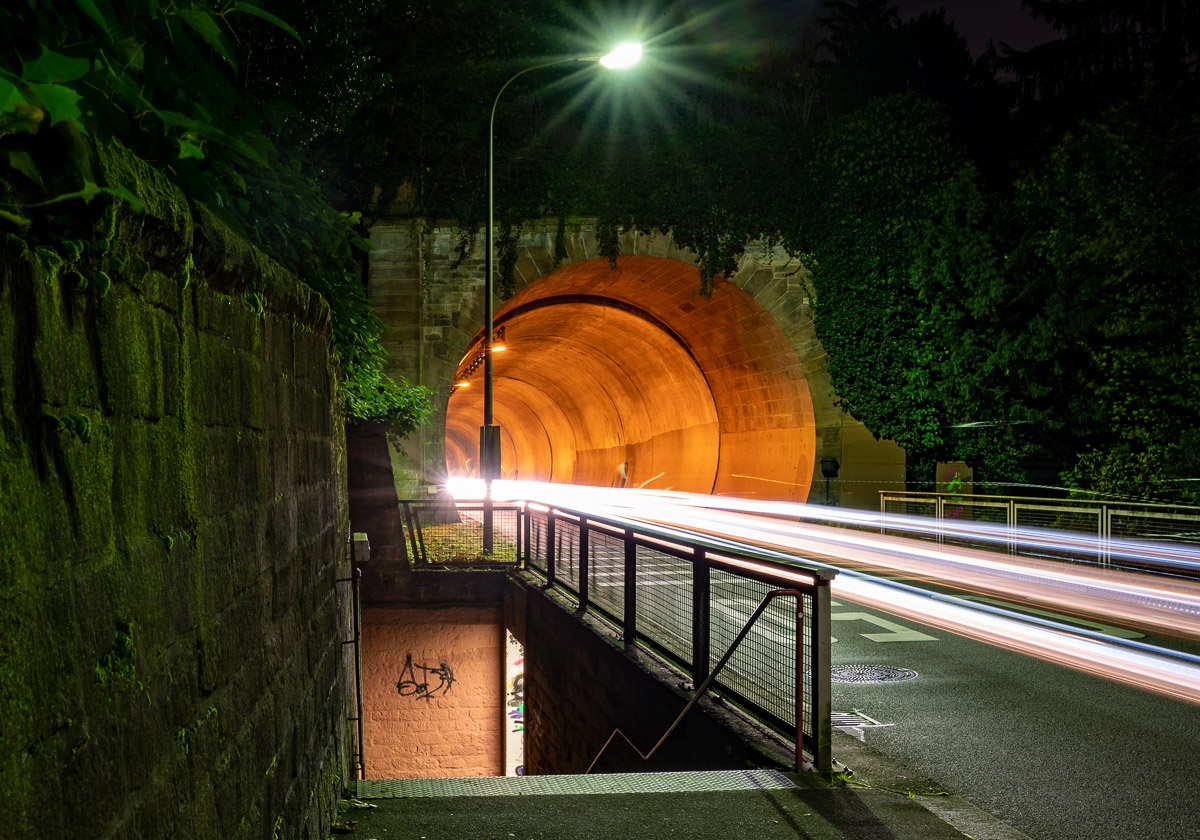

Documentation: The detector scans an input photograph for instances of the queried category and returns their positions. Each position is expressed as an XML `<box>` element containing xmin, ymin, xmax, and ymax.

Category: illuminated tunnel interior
<box><xmin>444</xmin><ymin>255</ymin><xmax>816</xmax><ymax>501</ymax></box>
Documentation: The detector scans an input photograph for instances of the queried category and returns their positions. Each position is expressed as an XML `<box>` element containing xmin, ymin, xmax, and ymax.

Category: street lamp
<box><xmin>481</xmin><ymin>42</ymin><xmax>643</xmax><ymax>549</ymax></box>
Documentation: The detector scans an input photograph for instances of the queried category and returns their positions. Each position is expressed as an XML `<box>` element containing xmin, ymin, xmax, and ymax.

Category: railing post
<box><xmin>623</xmin><ymin>528</ymin><xmax>637</xmax><ymax>648</ymax></box>
<box><xmin>522</xmin><ymin>505</ymin><xmax>531</xmax><ymax>566</ymax></box>
<box><xmin>546</xmin><ymin>515</ymin><xmax>557</xmax><ymax>588</ymax></box>
<box><xmin>1008</xmin><ymin>499</ymin><xmax>1016</xmax><ymax>556</ymax></box>
<box><xmin>793</xmin><ymin>593</ymin><xmax>804</xmax><ymax>774</ymax></box>
<box><xmin>691</xmin><ymin>550</ymin><xmax>710</xmax><ymax>683</ymax></box>
<box><xmin>810</xmin><ymin>580</ymin><xmax>833</xmax><ymax>773</ymax></box>
<box><xmin>1101</xmin><ymin>504</ymin><xmax>1111</xmax><ymax>567</ymax></box>
<box><xmin>578</xmin><ymin>521</ymin><xmax>590</xmax><ymax>611</ymax></box>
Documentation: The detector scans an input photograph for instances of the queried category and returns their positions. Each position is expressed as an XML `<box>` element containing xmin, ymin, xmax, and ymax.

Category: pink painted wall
<box><xmin>361</xmin><ymin>605</ymin><xmax>505</xmax><ymax>778</ymax></box>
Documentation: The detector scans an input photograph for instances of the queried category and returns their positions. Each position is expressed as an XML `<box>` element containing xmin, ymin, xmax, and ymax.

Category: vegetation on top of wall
<box><xmin>0</xmin><ymin>0</ymin><xmax>431</xmax><ymax>437</ymax></box>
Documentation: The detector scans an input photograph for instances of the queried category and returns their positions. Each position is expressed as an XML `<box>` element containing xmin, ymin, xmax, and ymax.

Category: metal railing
<box><xmin>521</xmin><ymin>502</ymin><xmax>837</xmax><ymax>772</ymax></box>
<box><xmin>400</xmin><ymin>499</ymin><xmax>524</xmax><ymax>567</ymax></box>
<box><xmin>400</xmin><ymin>497</ymin><xmax>838</xmax><ymax>770</ymax></box>
<box><xmin>880</xmin><ymin>491</ymin><xmax>1200</xmax><ymax>567</ymax></box>
<box><xmin>586</xmin><ymin>588</ymin><xmax>808</xmax><ymax>773</ymax></box>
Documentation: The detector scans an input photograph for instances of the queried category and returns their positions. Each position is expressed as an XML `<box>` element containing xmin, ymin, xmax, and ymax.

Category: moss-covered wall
<box><xmin>0</xmin><ymin>143</ymin><xmax>352</xmax><ymax>839</ymax></box>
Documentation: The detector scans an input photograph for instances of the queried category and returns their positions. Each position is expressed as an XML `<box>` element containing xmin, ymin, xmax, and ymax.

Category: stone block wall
<box><xmin>368</xmin><ymin>218</ymin><xmax>905</xmax><ymax>508</ymax></box>
<box><xmin>360</xmin><ymin>605</ymin><xmax>505</xmax><ymax>778</ymax></box>
<box><xmin>0</xmin><ymin>144</ymin><xmax>351</xmax><ymax>838</ymax></box>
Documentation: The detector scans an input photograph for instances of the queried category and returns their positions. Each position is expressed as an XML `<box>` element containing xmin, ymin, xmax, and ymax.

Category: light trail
<box><xmin>447</xmin><ymin>479</ymin><xmax>1200</xmax><ymax>703</ymax></box>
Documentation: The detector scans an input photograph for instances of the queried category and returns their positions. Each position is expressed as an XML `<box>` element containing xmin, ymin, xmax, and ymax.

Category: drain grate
<box><xmin>355</xmin><ymin>770</ymin><xmax>798</xmax><ymax>798</ymax></box>
<box><xmin>831</xmin><ymin>664</ymin><xmax>918</xmax><ymax>684</ymax></box>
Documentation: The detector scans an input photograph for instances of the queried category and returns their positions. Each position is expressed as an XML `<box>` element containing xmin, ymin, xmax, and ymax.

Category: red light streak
<box><xmin>448</xmin><ymin>480</ymin><xmax>1200</xmax><ymax>703</ymax></box>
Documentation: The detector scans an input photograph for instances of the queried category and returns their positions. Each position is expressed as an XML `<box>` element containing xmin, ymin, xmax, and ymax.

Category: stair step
<box><xmin>356</xmin><ymin>769</ymin><xmax>797</xmax><ymax>798</ymax></box>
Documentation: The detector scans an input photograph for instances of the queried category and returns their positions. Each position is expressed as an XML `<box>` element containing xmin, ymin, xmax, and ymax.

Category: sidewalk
<box><xmin>340</xmin><ymin>732</ymin><xmax>1032</xmax><ymax>840</ymax></box>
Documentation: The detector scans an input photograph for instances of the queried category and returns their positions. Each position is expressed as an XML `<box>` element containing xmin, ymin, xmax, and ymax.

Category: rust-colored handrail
<box><xmin>586</xmin><ymin>588</ymin><xmax>805</xmax><ymax>774</ymax></box>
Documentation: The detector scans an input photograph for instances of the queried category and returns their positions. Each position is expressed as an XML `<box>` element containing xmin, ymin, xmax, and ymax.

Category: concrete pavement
<box><xmin>339</xmin><ymin>732</ymin><xmax>1032</xmax><ymax>840</ymax></box>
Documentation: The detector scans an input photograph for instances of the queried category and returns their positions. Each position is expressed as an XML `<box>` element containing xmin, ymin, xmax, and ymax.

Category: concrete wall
<box><xmin>0</xmin><ymin>144</ymin><xmax>350</xmax><ymax>839</ymax></box>
<box><xmin>361</xmin><ymin>605</ymin><xmax>505</xmax><ymax>778</ymax></box>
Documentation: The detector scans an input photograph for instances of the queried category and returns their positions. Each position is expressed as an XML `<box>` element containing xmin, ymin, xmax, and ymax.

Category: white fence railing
<box><xmin>879</xmin><ymin>491</ymin><xmax>1200</xmax><ymax>569</ymax></box>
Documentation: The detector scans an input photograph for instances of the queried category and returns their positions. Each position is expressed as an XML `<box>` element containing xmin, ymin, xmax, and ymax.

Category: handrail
<box><xmin>586</xmin><ymin>589</ymin><xmax>805</xmax><ymax>774</ymax></box>
<box><xmin>397</xmin><ymin>496</ymin><xmax>836</xmax><ymax>771</ymax></box>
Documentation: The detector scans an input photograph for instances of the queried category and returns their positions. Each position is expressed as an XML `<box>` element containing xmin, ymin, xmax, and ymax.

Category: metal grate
<box><xmin>710</xmin><ymin>572</ymin><xmax>801</xmax><ymax>730</ymax></box>
<box><xmin>1110</xmin><ymin>509</ymin><xmax>1200</xmax><ymax>545</ymax></box>
<box><xmin>588</xmin><ymin>528</ymin><xmax>625</xmax><ymax>623</ymax></box>
<box><xmin>634</xmin><ymin>546</ymin><xmax>692</xmax><ymax>665</ymax></box>
<box><xmin>355</xmin><ymin>769</ymin><xmax>798</xmax><ymax>799</ymax></box>
<box><xmin>529</xmin><ymin>516</ymin><xmax>549</xmax><ymax>573</ymax></box>
<box><xmin>556</xmin><ymin>521</ymin><xmax>582</xmax><ymax>590</ymax></box>
<box><xmin>883</xmin><ymin>498</ymin><xmax>937</xmax><ymax>519</ymax></box>
<box><xmin>404</xmin><ymin>503</ymin><xmax>521</xmax><ymax>565</ymax></box>
<box><xmin>830</xmin><ymin>664</ymin><xmax>917</xmax><ymax>684</ymax></box>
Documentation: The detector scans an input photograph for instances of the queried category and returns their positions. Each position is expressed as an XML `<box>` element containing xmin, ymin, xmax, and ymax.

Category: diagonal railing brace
<box><xmin>586</xmin><ymin>588</ymin><xmax>805</xmax><ymax>774</ymax></box>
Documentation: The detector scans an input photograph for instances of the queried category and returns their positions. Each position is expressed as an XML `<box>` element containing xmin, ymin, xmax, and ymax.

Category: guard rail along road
<box><xmin>400</xmin><ymin>498</ymin><xmax>838</xmax><ymax>772</ymax></box>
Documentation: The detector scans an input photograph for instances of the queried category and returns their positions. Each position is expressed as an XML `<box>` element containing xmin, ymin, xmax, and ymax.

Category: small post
<box><xmin>578</xmin><ymin>521</ymin><xmax>590</xmax><ymax>611</ymax></box>
<box><xmin>546</xmin><ymin>515</ymin><xmax>557</xmax><ymax>588</ymax></box>
<box><xmin>811</xmin><ymin>581</ymin><xmax>833</xmax><ymax>773</ymax></box>
<box><xmin>520</xmin><ymin>505</ymin><xmax>530</xmax><ymax>567</ymax></box>
<box><xmin>691</xmin><ymin>551</ymin><xmax>710</xmax><ymax>683</ymax></box>
<box><xmin>793</xmin><ymin>593</ymin><xmax>805</xmax><ymax>773</ymax></box>
<box><xmin>623</xmin><ymin>529</ymin><xmax>637</xmax><ymax>648</ymax></box>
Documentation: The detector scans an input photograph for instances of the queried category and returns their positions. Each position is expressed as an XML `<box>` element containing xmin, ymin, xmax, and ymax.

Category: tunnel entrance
<box><xmin>444</xmin><ymin>255</ymin><xmax>816</xmax><ymax>501</ymax></box>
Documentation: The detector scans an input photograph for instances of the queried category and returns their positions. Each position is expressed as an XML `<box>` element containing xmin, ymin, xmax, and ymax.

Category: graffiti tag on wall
<box><xmin>507</xmin><ymin>670</ymin><xmax>524</xmax><ymax>732</ymax></box>
<box><xmin>396</xmin><ymin>654</ymin><xmax>455</xmax><ymax>701</ymax></box>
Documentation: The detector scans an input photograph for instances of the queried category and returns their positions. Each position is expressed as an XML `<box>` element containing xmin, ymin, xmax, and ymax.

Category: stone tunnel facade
<box><xmin>367</xmin><ymin>218</ymin><xmax>904</xmax><ymax>508</ymax></box>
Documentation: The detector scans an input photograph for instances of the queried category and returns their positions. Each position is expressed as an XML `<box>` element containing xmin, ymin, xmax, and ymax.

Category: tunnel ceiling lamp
<box><xmin>481</xmin><ymin>40</ymin><xmax>644</xmax><ymax>528</ymax></box>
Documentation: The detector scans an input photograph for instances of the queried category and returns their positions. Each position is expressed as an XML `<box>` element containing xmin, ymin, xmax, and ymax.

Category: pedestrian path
<box><xmin>356</xmin><ymin>768</ymin><xmax>797</xmax><ymax>797</ymax></box>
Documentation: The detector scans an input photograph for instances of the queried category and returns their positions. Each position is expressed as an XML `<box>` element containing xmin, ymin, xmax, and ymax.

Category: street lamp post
<box><xmin>481</xmin><ymin>43</ymin><xmax>642</xmax><ymax>551</ymax></box>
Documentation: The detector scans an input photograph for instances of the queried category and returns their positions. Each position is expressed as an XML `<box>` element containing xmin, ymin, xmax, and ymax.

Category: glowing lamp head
<box><xmin>600</xmin><ymin>42</ymin><xmax>642</xmax><ymax>69</ymax></box>
<box><xmin>455</xmin><ymin>380</ymin><xmax>471</xmax><ymax>388</ymax></box>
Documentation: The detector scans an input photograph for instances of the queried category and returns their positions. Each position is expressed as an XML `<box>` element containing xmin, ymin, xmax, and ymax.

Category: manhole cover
<box><xmin>831</xmin><ymin>664</ymin><xmax>918</xmax><ymax>684</ymax></box>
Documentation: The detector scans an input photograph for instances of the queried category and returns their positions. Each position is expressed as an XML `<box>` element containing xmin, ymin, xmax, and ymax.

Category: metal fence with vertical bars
<box><xmin>520</xmin><ymin>502</ymin><xmax>837</xmax><ymax>772</ymax></box>
<box><xmin>398</xmin><ymin>497</ymin><xmax>837</xmax><ymax>771</ymax></box>
<box><xmin>879</xmin><ymin>491</ymin><xmax>1200</xmax><ymax>569</ymax></box>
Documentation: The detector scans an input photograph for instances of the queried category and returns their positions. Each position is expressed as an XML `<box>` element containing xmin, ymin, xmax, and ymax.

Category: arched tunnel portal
<box><xmin>444</xmin><ymin>255</ymin><xmax>816</xmax><ymax>501</ymax></box>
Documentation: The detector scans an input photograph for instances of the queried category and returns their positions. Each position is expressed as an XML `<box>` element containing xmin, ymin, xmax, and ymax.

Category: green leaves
<box><xmin>229</xmin><ymin>2</ymin><xmax>303</xmax><ymax>44</ymax></box>
<box><xmin>176</xmin><ymin>8</ymin><xmax>238</xmax><ymax>71</ymax></box>
<box><xmin>22</xmin><ymin>45</ymin><xmax>91</xmax><ymax>83</ymax></box>
<box><xmin>28</xmin><ymin>83</ymin><xmax>83</xmax><ymax>127</ymax></box>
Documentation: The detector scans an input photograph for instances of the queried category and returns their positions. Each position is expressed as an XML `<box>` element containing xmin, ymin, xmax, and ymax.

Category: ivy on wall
<box><xmin>0</xmin><ymin>0</ymin><xmax>431</xmax><ymax>437</ymax></box>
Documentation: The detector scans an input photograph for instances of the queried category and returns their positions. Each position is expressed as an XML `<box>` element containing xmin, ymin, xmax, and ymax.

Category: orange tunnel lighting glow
<box><xmin>444</xmin><ymin>256</ymin><xmax>817</xmax><ymax>500</ymax></box>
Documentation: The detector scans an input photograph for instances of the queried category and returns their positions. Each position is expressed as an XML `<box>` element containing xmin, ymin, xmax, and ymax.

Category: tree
<box><xmin>1001</xmin><ymin>89</ymin><xmax>1200</xmax><ymax>499</ymax></box>
<box><xmin>0</xmin><ymin>0</ymin><xmax>431</xmax><ymax>436</ymax></box>
<box><xmin>799</xmin><ymin>93</ymin><xmax>978</xmax><ymax>483</ymax></box>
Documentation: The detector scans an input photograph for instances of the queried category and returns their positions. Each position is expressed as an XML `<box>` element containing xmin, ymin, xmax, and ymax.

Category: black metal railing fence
<box><xmin>398</xmin><ymin>497</ymin><xmax>837</xmax><ymax>771</ymax></box>
<box><xmin>521</xmin><ymin>502</ymin><xmax>835</xmax><ymax>771</ymax></box>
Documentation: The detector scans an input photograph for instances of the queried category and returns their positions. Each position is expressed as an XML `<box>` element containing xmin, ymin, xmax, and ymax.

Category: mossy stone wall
<box><xmin>0</xmin><ymin>144</ymin><xmax>351</xmax><ymax>839</ymax></box>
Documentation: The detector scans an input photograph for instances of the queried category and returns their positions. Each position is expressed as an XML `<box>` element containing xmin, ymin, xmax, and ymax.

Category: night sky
<box><xmin>893</xmin><ymin>0</ymin><xmax>1058</xmax><ymax>55</ymax></box>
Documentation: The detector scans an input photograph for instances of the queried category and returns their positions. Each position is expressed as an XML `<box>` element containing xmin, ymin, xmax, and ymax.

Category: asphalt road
<box><xmin>826</xmin><ymin>594</ymin><xmax>1200</xmax><ymax>840</ymax></box>
<box><xmin>507</xmin><ymin>500</ymin><xmax>1200</xmax><ymax>839</ymax></box>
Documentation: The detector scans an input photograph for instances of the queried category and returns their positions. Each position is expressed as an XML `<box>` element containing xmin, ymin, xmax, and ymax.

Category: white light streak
<box><xmin>445</xmin><ymin>480</ymin><xmax>1200</xmax><ymax>703</ymax></box>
